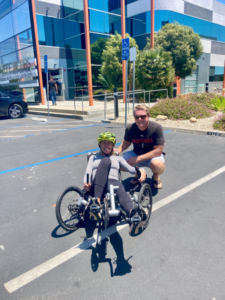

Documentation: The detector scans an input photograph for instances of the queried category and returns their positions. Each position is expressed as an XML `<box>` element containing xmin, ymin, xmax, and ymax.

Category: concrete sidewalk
<box><xmin>28</xmin><ymin>99</ymin><xmax>153</xmax><ymax>120</ymax></box>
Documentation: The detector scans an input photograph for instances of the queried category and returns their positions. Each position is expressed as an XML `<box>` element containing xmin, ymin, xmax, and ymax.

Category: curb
<box><xmin>108</xmin><ymin>120</ymin><xmax>225</xmax><ymax>137</ymax></box>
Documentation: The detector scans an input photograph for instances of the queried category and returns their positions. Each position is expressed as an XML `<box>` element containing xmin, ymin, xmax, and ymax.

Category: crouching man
<box><xmin>115</xmin><ymin>104</ymin><xmax>165</xmax><ymax>188</ymax></box>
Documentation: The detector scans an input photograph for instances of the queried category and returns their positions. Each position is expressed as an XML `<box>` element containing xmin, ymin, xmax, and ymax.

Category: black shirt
<box><xmin>49</xmin><ymin>80</ymin><xmax>56</xmax><ymax>91</ymax></box>
<box><xmin>124</xmin><ymin>121</ymin><xmax>165</xmax><ymax>156</ymax></box>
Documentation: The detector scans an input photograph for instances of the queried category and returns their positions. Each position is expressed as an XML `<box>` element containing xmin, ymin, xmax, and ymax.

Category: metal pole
<box><xmin>149</xmin><ymin>91</ymin><xmax>150</xmax><ymax>108</ymax></box>
<box><xmin>166</xmin><ymin>89</ymin><xmax>168</xmax><ymax>98</ymax></box>
<box><xmin>125</xmin><ymin>60</ymin><xmax>128</xmax><ymax>128</ymax></box>
<box><xmin>104</xmin><ymin>91</ymin><xmax>106</xmax><ymax>120</ymax></box>
<box><xmin>133</xmin><ymin>61</ymin><xmax>135</xmax><ymax>111</ymax></box>
<box><xmin>74</xmin><ymin>89</ymin><xmax>76</xmax><ymax>115</ymax></box>
<box><xmin>128</xmin><ymin>92</ymin><xmax>129</xmax><ymax>115</ymax></box>
<box><xmin>46</xmin><ymin>72</ymin><xmax>49</xmax><ymax>117</ymax></box>
<box><xmin>82</xmin><ymin>89</ymin><xmax>84</xmax><ymax>115</ymax></box>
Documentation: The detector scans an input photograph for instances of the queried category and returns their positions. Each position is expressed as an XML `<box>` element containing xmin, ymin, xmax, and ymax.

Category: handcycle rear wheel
<box><xmin>138</xmin><ymin>183</ymin><xmax>152</xmax><ymax>230</ymax></box>
<box><xmin>56</xmin><ymin>186</ymin><xmax>83</xmax><ymax>232</ymax></box>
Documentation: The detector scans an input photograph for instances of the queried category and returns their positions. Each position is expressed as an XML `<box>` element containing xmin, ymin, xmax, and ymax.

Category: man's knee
<box><xmin>150</xmin><ymin>159</ymin><xmax>165</xmax><ymax>174</ymax></box>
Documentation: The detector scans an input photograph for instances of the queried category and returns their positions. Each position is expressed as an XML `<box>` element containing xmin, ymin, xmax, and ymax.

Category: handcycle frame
<box><xmin>56</xmin><ymin>157</ymin><xmax>153</xmax><ymax>232</ymax></box>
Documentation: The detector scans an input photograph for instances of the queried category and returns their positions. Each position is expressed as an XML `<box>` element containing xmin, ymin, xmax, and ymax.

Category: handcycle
<box><xmin>55</xmin><ymin>155</ymin><xmax>153</xmax><ymax>234</ymax></box>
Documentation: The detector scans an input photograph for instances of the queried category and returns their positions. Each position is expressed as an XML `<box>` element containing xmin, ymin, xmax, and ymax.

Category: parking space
<box><xmin>0</xmin><ymin>115</ymin><xmax>225</xmax><ymax>299</ymax></box>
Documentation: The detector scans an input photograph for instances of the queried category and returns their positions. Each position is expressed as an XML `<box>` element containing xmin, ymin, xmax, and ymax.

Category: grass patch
<box><xmin>150</xmin><ymin>97</ymin><xmax>213</xmax><ymax>120</ymax></box>
<box><xmin>213</xmin><ymin>113</ymin><xmax>225</xmax><ymax>131</ymax></box>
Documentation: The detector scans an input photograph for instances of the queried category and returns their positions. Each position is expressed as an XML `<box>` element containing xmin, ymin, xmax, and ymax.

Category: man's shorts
<box><xmin>122</xmin><ymin>150</ymin><xmax>165</xmax><ymax>168</ymax></box>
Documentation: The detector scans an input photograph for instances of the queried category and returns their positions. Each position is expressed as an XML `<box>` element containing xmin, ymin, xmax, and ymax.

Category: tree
<box><xmin>99</xmin><ymin>33</ymin><xmax>139</xmax><ymax>89</ymax></box>
<box><xmin>136</xmin><ymin>49</ymin><xmax>175</xmax><ymax>90</ymax></box>
<box><xmin>145</xmin><ymin>23</ymin><xmax>203</xmax><ymax>78</ymax></box>
<box><xmin>91</xmin><ymin>37</ymin><xmax>108</xmax><ymax>84</ymax></box>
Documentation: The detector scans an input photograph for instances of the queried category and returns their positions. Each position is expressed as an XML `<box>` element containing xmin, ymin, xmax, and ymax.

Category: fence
<box><xmin>73</xmin><ymin>88</ymin><xmax>168</xmax><ymax>125</ymax></box>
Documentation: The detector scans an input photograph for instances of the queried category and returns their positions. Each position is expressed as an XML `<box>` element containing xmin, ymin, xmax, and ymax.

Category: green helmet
<box><xmin>97</xmin><ymin>131</ymin><xmax>116</xmax><ymax>145</ymax></box>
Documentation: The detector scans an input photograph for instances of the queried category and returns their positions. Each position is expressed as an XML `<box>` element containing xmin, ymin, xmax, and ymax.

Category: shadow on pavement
<box><xmin>84</xmin><ymin>217</ymin><xmax>132</xmax><ymax>277</ymax></box>
<box><xmin>51</xmin><ymin>222</ymin><xmax>85</xmax><ymax>238</ymax></box>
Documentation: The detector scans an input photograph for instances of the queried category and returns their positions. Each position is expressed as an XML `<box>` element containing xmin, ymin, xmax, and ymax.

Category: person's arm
<box><xmin>115</xmin><ymin>139</ymin><xmax>131</xmax><ymax>154</ymax></box>
<box><xmin>136</xmin><ymin>145</ymin><xmax>164</xmax><ymax>163</ymax></box>
<box><xmin>118</xmin><ymin>157</ymin><xmax>146</xmax><ymax>183</ymax></box>
<box><xmin>55</xmin><ymin>83</ymin><xmax>58</xmax><ymax>94</ymax></box>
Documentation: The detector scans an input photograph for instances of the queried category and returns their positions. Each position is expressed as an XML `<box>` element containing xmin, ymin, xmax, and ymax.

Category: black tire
<box><xmin>9</xmin><ymin>104</ymin><xmax>23</xmax><ymax>118</ymax></box>
<box><xmin>138</xmin><ymin>183</ymin><xmax>152</xmax><ymax>230</ymax></box>
<box><xmin>56</xmin><ymin>186</ymin><xmax>83</xmax><ymax>232</ymax></box>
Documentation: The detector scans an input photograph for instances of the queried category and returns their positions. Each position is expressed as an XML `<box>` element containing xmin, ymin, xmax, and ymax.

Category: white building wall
<box><xmin>210</xmin><ymin>53</ymin><xmax>225</xmax><ymax>66</ymax></box>
<box><xmin>213</xmin><ymin>11</ymin><xmax>225</xmax><ymax>26</ymax></box>
<box><xmin>201</xmin><ymin>39</ymin><xmax>212</xmax><ymax>53</ymax></box>
<box><xmin>185</xmin><ymin>0</ymin><xmax>213</xmax><ymax>11</ymax></box>
<box><xmin>127</xmin><ymin>0</ymin><xmax>184</xmax><ymax>18</ymax></box>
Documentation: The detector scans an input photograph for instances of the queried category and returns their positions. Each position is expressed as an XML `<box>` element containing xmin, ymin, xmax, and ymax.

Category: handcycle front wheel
<box><xmin>56</xmin><ymin>186</ymin><xmax>84</xmax><ymax>232</ymax></box>
<box><xmin>138</xmin><ymin>183</ymin><xmax>152</xmax><ymax>230</ymax></box>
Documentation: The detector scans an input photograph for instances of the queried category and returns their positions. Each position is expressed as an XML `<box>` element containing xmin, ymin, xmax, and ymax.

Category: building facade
<box><xmin>0</xmin><ymin>0</ymin><xmax>225</xmax><ymax>104</ymax></box>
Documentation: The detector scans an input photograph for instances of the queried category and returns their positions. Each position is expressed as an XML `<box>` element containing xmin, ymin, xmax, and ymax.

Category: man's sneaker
<box><xmin>129</xmin><ymin>205</ymin><xmax>147</xmax><ymax>237</ymax></box>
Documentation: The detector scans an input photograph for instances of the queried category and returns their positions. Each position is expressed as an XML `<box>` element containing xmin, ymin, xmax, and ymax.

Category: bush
<box><xmin>210</xmin><ymin>96</ymin><xmax>225</xmax><ymax>112</ymax></box>
<box><xmin>187</xmin><ymin>93</ymin><xmax>218</xmax><ymax>109</ymax></box>
<box><xmin>150</xmin><ymin>98</ymin><xmax>213</xmax><ymax>120</ymax></box>
<box><xmin>213</xmin><ymin>113</ymin><xmax>225</xmax><ymax>131</ymax></box>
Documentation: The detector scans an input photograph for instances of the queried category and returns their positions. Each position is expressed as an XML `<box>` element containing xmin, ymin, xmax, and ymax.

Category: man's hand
<box><xmin>138</xmin><ymin>170</ymin><xmax>147</xmax><ymax>183</ymax></box>
<box><xmin>126</xmin><ymin>156</ymin><xmax>138</xmax><ymax>166</ymax></box>
<box><xmin>83</xmin><ymin>183</ymin><xmax>91</xmax><ymax>192</ymax></box>
<box><xmin>56</xmin><ymin>91</ymin><xmax>58</xmax><ymax>94</ymax></box>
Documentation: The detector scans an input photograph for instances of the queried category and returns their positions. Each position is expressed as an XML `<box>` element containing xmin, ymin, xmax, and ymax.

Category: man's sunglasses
<box><xmin>134</xmin><ymin>115</ymin><xmax>148</xmax><ymax>120</ymax></box>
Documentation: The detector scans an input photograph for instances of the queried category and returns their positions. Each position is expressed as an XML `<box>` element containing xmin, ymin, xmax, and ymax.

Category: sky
<box><xmin>217</xmin><ymin>0</ymin><xmax>225</xmax><ymax>4</ymax></box>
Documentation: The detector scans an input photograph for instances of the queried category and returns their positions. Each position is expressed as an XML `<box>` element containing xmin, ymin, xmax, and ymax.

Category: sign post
<box><xmin>44</xmin><ymin>55</ymin><xmax>49</xmax><ymax>117</ymax></box>
<box><xmin>130</xmin><ymin>47</ymin><xmax>136</xmax><ymax>111</ymax></box>
<box><xmin>122</xmin><ymin>38</ymin><xmax>130</xmax><ymax>128</ymax></box>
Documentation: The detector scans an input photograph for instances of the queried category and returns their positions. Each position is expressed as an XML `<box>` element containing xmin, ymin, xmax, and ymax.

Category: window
<box><xmin>18</xmin><ymin>46</ymin><xmax>34</xmax><ymax>60</ymax></box>
<box><xmin>89</xmin><ymin>9</ymin><xmax>121</xmax><ymax>34</ymax></box>
<box><xmin>1</xmin><ymin>52</ymin><xmax>18</xmax><ymax>65</ymax></box>
<box><xmin>12</xmin><ymin>1</ymin><xmax>31</xmax><ymax>35</ymax></box>
<box><xmin>0</xmin><ymin>36</ymin><xmax>16</xmax><ymax>56</ymax></box>
<box><xmin>0</xmin><ymin>0</ymin><xmax>11</xmax><ymax>19</ymax></box>
<box><xmin>0</xmin><ymin>13</ymin><xmax>14</xmax><ymax>42</ymax></box>
<box><xmin>15</xmin><ymin>29</ymin><xmax>33</xmax><ymax>50</ymax></box>
<box><xmin>209</xmin><ymin>66</ymin><xmax>224</xmax><ymax>82</ymax></box>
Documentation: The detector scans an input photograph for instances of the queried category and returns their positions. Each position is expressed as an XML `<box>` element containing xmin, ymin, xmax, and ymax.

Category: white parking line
<box><xmin>4</xmin><ymin>166</ymin><xmax>225</xmax><ymax>293</ymax></box>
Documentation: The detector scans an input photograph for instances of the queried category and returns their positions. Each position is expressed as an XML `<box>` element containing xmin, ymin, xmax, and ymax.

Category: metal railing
<box><xmin>72</xmin><ymin>87</ymin><xmax>168</xmax><ymax>123</ymax></box>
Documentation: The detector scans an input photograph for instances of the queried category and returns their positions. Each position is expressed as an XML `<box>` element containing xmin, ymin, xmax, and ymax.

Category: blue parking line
<box><xmin>0</xmin><ymin>130</ymin><xmax>171</xmax><ymax>175</ymax></box>
<box><xmin>0</xmin><ymin>118</ymin><xmax>72</xmax><ymax>129</ymax></box>
<box><xmin>0</xmin><ymin>123</ymin><xmax>104</xmax><ymax>142</ymax></box>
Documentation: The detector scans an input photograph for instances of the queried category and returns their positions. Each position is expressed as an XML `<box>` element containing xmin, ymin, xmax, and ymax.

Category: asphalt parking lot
<box><xmin>0</xmin><ymin>114</ymin><xmax>225</xmax><ymax>300</ymax></box>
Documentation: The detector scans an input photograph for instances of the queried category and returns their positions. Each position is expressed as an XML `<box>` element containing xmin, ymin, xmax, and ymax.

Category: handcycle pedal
<box><xmin>130</xmin><ymin>213</ymin><xmax>142</xmax><ymax>223</ymax></box>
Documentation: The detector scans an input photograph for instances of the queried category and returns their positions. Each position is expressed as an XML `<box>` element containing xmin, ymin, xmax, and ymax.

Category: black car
<box><xmin>0</xmin><ymin>91</ymin><xmax>28</xmax><ymax>118</ymax></box>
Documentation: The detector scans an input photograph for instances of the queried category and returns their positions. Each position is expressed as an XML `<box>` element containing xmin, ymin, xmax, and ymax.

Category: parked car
<box><xmin>0</xmin><ymin>91</ymin><xmax>28</xmax><ymax>118</ymax></box>
<box><xmin>4</xmin><ymin>91</ymin><xmax>24</xmax><ymax>99</ymax></box>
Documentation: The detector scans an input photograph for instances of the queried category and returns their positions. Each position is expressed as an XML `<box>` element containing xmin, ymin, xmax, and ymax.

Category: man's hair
<box><xmin>133</xmin><ymin>104</ymin><xmax>150</xmax><ymax>116</ymax></box>
<box><xmin>50</xmin><ymin>76</ymin><xmax>53</xmax><ymax>79</ymax></box>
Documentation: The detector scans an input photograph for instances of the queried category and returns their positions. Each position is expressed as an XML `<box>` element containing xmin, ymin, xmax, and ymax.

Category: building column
<box><xmin>30</xmin><ymin>0</ymin><xmax>45</xmax><ymax>105</ymax></box>
<box><xmin>121</xmin><ymin>0</ymin><xmax>126</xmax><ymax>103</ymax></box>
<box><xmin>83</xmin><ymin>0</ymin><xmax>93</xmax><ymax>106</ymax></box>
<box><xmin>151</xmin><ymin>0</ymin><xmax>154</xmax><ymax>49</ymax></box>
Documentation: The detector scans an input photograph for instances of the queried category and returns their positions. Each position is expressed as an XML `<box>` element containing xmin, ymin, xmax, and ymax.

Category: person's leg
<box><xmin>54</xmin><ymin>90</ymin><xmax>57</xmax><ymax>105</ymax></box>
<box><xmin>150</xmin><ymin>155</ymin><xmax>165</xmax><ymax>189</ymax></box>
<box><xmin>108</xmin><ymin>179</ymin><xmax>133</xmax><ymax>214</ymax></box>
<box><xmin>91</xmin><ymin>157</ymin><xmax>111</xmax><ymax>201</ymax></box>
<box><xmin>50</xmin><ymin>91</ymin><xmax>54</xmax><ymax>105</ymax></box>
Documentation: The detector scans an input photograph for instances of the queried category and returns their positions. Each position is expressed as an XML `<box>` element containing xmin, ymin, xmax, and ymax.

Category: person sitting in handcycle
<box><xmin>83</xmin><ymin>131</ymin><xmax>148</xmax><ymax>236</ymax></box>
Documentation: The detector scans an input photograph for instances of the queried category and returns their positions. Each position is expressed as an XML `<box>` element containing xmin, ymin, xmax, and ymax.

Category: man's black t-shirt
<box><xmin>49</xmin><ymin>80</ymin><xmax>56</xmax><ymax>91</ymax></box>
<box><xmin>124</xmin><ymin>121</ymin><xmax>165</xmax><ymax>156</ymax></box>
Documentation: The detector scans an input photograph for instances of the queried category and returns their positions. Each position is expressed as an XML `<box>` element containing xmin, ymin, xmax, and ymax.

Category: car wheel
<box><xmin>9</xmin><ymin>104</ymin><xmax>23</xmax><ymax>119</ymax></box>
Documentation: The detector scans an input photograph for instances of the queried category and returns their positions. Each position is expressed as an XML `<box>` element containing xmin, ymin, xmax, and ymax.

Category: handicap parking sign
<box><xmin>122</xmin><ymin>38</ymin><xmax>130</xmax><ymax>61</ymax></box>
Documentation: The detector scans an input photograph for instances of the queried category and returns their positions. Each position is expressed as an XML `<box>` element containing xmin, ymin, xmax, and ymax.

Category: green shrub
<box><xmin>210</xmin><ymin>96</ymin><xmax>225</xmax><ymax>112</ymax></box>
<box><xmin>150</xmin><ymin>98</ymin><xmax>213</xmax><ymax>120</ymax></box>
<box><xmin>185</xmin><ymin>93</ymin><xmax>215</xmax><ymax>109</ymax></box>
<box><xmin>117</xmin><ymin>87</ymin><xmax>123</xmax><ymax>92</ymax></box>
<box><xmin>213</xmin><ymin>113</ymin><xmax>225</xmax><ymax>131</ymax></box>
<box><xmin>93</xmin><ymin>89</ymin><xmax>104</xmax><ymax>96</ymax></box>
